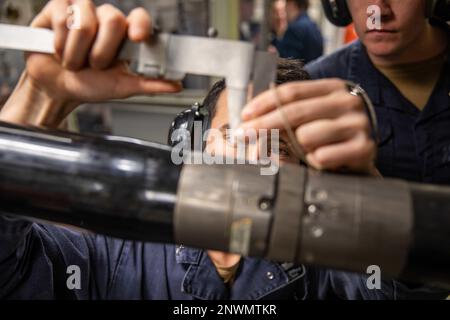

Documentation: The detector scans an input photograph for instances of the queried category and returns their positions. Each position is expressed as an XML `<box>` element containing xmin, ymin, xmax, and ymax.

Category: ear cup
<box><xmin>168</xmin><ymin>108</ymin><xmax>194</xmax><ymax>148</ymax></box>
<box><xmin>426</xmin><ymin>0</ymin><xmax>438</xmax><ymax>18</ymax></box>
<box><xmin>167</xmin><ymin>103</ymin><xmax>210</xmax><ymax>151</ymax></box>
<box><xmin>430</xmin><ymin>0</ymin><xmax>450</xmax><ymax>21</ymax></box>
<box><xmin>321</xmin><ymin>0</ymin><xmax>353</xmax><ymax>27</ymax></box>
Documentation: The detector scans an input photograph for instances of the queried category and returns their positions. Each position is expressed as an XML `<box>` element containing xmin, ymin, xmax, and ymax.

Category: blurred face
<box><xmin>205</xmin><ymin>90</ymin><xmax>299</xmax><ymax>165</ymax></box>
<box><xmin>285</xmin><ymin>1</ymin><xmax>301</xmax><ymax>22</ymax></box>
<box><xmin>272</xmin><ymin>0</ymin><xmax>287</xmax><ymax>22</ymax></box>
<box><xmin>347</xmin><ymin>0</ymin><xmax>429</xmax><ymax>59</ymax></box>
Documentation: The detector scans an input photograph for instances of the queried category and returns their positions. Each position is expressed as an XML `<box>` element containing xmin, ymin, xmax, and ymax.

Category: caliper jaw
<box><xmin>119</xmin><ymin>33</ymin><xmax>278</xmax><ymax>129</ymax></box>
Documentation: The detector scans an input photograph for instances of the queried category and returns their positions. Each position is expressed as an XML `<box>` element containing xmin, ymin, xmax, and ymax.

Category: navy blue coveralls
<box><xmin>0</xmin><ymin>218</ymin><xmax>445</xmax><ymax>300</ymax></box>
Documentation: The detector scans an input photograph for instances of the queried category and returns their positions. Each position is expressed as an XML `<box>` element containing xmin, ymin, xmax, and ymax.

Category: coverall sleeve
<box><xmin>306</xmin><ymin>267</ymin><xmax>449</xmax><ymax>300</ymax></box>
<box><xmin>0</xmin><ymin>214</ymin><xmax>131</xmax><ymax>299</ymax></box>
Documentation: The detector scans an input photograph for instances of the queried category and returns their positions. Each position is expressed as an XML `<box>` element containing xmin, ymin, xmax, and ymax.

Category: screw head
<box><xmin>207</xmin><ymin>27</ymin><xmax>218</xmax><ymax>38</ymax></box>
<box><xmin>311</xmin><ymin>226</ymin><xmax>324</xmax><ymax>238</ymax></box>
<box><xmin>259</xmin><ymin>198</ymin><xmax>272</xmax><ymax>211</ymax></box>
<box><xmin>308</xmin><ymin>204</ymin><xmax>319</xmax><ymax>216</ymax></box>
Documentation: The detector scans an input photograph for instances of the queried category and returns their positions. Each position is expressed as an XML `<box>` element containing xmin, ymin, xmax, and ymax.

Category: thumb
<box><xmin>115</xmin><ymin>73</ymin><xmax>182</xmax><ymax>98</ymax></box>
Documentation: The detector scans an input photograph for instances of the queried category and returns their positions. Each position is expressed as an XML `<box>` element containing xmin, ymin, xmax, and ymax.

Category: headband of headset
<box><xmin>321</xmin><ymin>0</ymin><xmax>449</xmax><ymax>27</ymax></box>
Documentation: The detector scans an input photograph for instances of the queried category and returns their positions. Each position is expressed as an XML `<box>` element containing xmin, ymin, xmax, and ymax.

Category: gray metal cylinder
<box><xmin>174</xmin><ymin>163</ymin><xmax>276</xmax><ymax>256</ymax></box>
<box><xmin>297</xmin><ymin>170</ymin><xmax>413</xmax><ymax>278</ymax></box>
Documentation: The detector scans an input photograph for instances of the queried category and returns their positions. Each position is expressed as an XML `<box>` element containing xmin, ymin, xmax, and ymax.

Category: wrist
<box><xmin>0</xmin><ymin>72</ymin><xmax>79</xmax><ymax>128</ymax></box>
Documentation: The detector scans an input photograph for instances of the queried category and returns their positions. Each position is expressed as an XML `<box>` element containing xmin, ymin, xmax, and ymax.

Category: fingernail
<box><xmin>130</xmin><ymin>26</ymin><xmax>147</xmax><ymax>41</ymax></box>
<box><xmin>241</xmin><ymin>108</ymin><xmax>252</xmax><ymax>120</ymax></box>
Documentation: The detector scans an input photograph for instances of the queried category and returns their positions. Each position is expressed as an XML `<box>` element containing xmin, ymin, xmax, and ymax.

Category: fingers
<box><xmin>299</xmin><ymin>109</ymin><xmax>374</xmax><ymax>173</ymax></box>
<box><xmin>62</xmin><ymin>0</ymin><xmax>98</xmax><ymax>70</ymax></box>
<box><xmin>112</xmin><ymin>64</ymin><xmax>182</xmax><ymax>97</ymax></box>
<box><xmin>90</xmin><ymin>6</ymin><xmax>153</xmax><ymax>69</ymax></box>
<box><xmin>31</xmin><ymin>0</ymin><xmax>71</xmax><ymax>60</ymax></box>
<box><xmin>30</xmin><ymin>1</ymin><xmax>153</xmax><ymax>71</ymax></box>
<box><xmin>239</xmin><ymin>77</ymin><xmax>375</xmax><ymax>173</ymax></box>
<box><xmin>127</xmin><ymin>7</ymin><xmax>153</xmax><ymax>42</ymax></box>
<box><xmin>124</xmin><ymin>77</ymin><xmax>182</xmax><ymax>96</ymax></box>
<box><xmin>240</xmin><ymin>89</ymin><xmax>362</xmax><ymax>131</ymax></box>
<box><xmin>296</xmin><ymin>112</ymin><xmax>370</xmax><ymax>153</ymax></box>
<box><xmin>306</xmin><ymin>132</ymin><xmax>376</xmax><ymax>172</ymax></box>
<box><xmin>242</xmin><ymin>79</ymin><xmax>346</xmax><ymax>121</ymax></box>
<box><xmin>89</xmin><ymin>4</ymin><xmax>127</xmax><ymax>70</ymax></box>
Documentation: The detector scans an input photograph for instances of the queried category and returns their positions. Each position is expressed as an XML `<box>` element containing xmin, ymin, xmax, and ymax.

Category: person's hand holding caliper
<box><xmin>0</xmin><ymin>1</ymin><xmax>181</xmax><ymax>128</ymax></box>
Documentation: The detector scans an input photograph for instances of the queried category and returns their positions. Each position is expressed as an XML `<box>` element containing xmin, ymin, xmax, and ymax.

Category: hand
<box><xmin>1</xmin><ymin>0</ymin><xmax>181</xmax><ymax>127</ymax></box>
<box><xmin>240</xmin><ymin>79</ymin><xmax>377</xmax><ymax>174</ymax></box>
<box><xmin>29</xmin><ymin>0</ymin><xmax>181</xmax><ymax>102</ymax></box>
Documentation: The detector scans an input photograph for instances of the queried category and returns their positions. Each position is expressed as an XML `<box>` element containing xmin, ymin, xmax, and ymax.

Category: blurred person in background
<box><xmin>271</xmin><ymin>0</ymin><xmax>323</xmax><ymax>63</ymax></box>
<box><xmin>240</xmin><ymin>0</ymin><xmax>260</xmax><ymax>43</ymax></box>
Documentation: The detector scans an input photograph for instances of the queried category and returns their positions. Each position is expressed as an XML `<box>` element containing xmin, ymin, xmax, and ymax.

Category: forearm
<box><xmin>0</xmin><ymin>72</ymin><xmax>78</xmax><ymax>128</ymax></box>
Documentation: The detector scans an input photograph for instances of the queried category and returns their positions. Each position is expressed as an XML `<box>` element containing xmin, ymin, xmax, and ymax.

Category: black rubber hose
<box><xmin>0</xmin><ymin>121</ymin><xmax>181</xmax><ymax>243</ymax></box>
